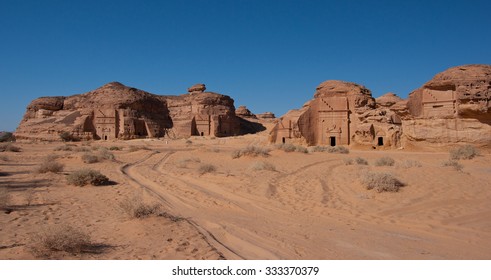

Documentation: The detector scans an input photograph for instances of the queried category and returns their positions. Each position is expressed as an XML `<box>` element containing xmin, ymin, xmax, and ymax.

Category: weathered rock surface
<box><xmin>270</xmin><ymin>80</ymin><xmax>402</xmax><ymax>148</ymax></box>
<box><xmin>235</xmin><ymin>105</ymin><xmax>256</xmax><ymax>118</ymax></box>
<box><xmin>270</xmin><ymin>64</ymin><xmax>491</xmax><ymax>148</ymax></box>
<box><xmin>15</xmin><ymin>82</ymin><xmax>262</xmax><ymax>141</ymax></box>
<box><xmin>404</xmin><ymin>64</ymin><xmax>491</xmax><ymax>147</ymax></box>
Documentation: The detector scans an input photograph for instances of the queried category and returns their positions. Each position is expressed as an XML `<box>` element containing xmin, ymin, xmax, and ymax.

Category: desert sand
<box><xmin>1</xmin><ymin>132</ymin><xmax>491</xmax><ymax>260</ymax></box>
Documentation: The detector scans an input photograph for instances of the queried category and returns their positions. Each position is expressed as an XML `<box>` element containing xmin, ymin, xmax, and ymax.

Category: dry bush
<box><xmin>74</xmin><ymin>146</ymin><xmax>90</xmax><ymax>153</ymax></box>
<box><xmin>277</xmin><ymin>143</ymin><xmax>296</xmax><ymax>152</ymax></box>
<box><xmin>32</xmin><ymin>224</ymin><xmax>92</xmax><ymax>255</ymax></box>
<box><xmin>208</xmin><ymin>147</ymin><xmax>220</xmax><ymax>153</ymax></box>
<box><xmin>398</xmin><ymin>160</ymin><xmax>422</xmax><ymax>168</ymax></box>
<box><xmin>360</xmin><ymin>171</ymin><xmax>403</xmax><ymax>192</ymax></box>
<box><xmin>344</xmin><ymin>157</ymin><xmax>368</xmax><ymax>165</ymax></box>
<box><xmin>232</xmin><ymin>146</ymin><xmax>270</xmax><ymax>159</ymax></box>
<box><xmin>0</xmin><ymin>143</ymin><xmax>21</xmax><ymax>152</ymax></box>
<box><xmin>128</xmin><ymin>145</ymin><xmax>151</xmax><ymax>152</ymax></box>
<box><xmin>109</xmin><ymin>146</ymin><xmax>122</xmax><ymax>151</ymax></box>
<box><xmin>309</xmin><ymin>146</ymin><xmax>326</xmax><ymax>153</ymax></box>
<box><xmin>250</xmin><ymin>161</ymin><xmax>276</xmax><ymax>171</ymax></box>
<box><xmin>450</xmin><ymin>145</ymin><xmax>479</xmax><ymax>160</ymax></box>
<box><xmin>82</xmin><ymin>153</ymin><xmax>99</xmax><ymax>164</ymax></box>
<box><xmin>374</xmin><ymin>156</ymin><xmax>395</xmax><ymax>166</ymax></box>
<box><xmin>0</xmin><ymin>188</ymin><xmax>11</xmax><ymax>209</ymax></box>
<box><xmin>66</xmin><ymin>169</ymin><xmax>109</xmax><ymax>186</ymax></box>
<box><xmin>36</xmin><ymin>160</ymin><xmax>64</xmax><ymax>173</ymax></box>
<box><xmin>54</xmin><ymin>145</ymin><xmax>73</xmax><ymax>151</ymax></box>
<box><xmin>119</xmin><ymin>196</ymin><xmax>162</xmax><ymax>219</ymax></box>
<box><xmin>442</xmin><ymin>160</ymin><xmax>463</xmax><ymax>171</ymax></box>
<box><xmin>327</xmin><ymin>146</ymin><xmax>349</xmax><ymax>154</ymax></box>
<box><xmin>185</xmin><ymin>139</ymin><xmax>193</xmax><ymax>144</ymax></box>
<box><xmin>176</xmin><ymin>157</ymin><xmax>201</xmax><ymax>168</ymax></box>
<box><xmin>97</xmin><ymin>148</ymin><xmax>115</xmax><ymax>161</ymax></box>
<box><xmin>294</xmin><ymin>145</ymin><xmax>308</xmax><ymax>153</ymax></box>
<box><xmin>198</xmin><ymin>163</ymin><xmax>216</xmax><ymax>174</ymax></box>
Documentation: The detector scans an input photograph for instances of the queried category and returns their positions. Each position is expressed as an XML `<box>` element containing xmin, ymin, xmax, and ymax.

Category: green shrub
<box><xmin>450</xmin><ymin>145</ymin><xmax>479</xmax><ymax>160</ymax></box>
<box><xmin>66</xmin><ymin>169</ymin><xmax>109</xmax><ymax>186</ymax></box>
<box><xmin>374</xmin><ymin>156</ymin><xmax>395</xmax><ymax>166</ymax></box>
<box><xmin>360</xmin><ymin>171</ymin><xmax>403</xmax><ymax>192</ymax></box>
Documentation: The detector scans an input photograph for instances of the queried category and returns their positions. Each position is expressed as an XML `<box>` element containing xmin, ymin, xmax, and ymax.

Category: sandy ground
<box><xmin>1</xmin><ymin>134</ymin><xmax>491</xmax><ymax>259</ymax></box>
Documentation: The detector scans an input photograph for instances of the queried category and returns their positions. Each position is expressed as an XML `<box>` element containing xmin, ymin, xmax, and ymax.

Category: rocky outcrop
<box><xmin>15</xmin><ymin>82</ymin><xmax>255</xmax><ymax>141</ymax></box>
<box><xmin>404</xmin><ymin>64</ymin><xmax>491</xmax><ymax>146</ymax></box>
<box><xmin>270</xmin><ymin>80</ymin><xmax>402</xmax><ymax>148</ymax></box>
<box><xmin>270</xmin><ymin>64</ymin><xmax>491</xmax><ymax>148</ymax></box>
<box><xmin>235</xmin><ymin>105</ymin><xmax>256</xmax><ymax>118</ymax></box>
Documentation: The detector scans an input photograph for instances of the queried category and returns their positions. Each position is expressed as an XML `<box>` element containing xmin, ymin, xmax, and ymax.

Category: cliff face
<box><xmin>270</xmin><ymin>64</ymin><xmax>491</xmax><ymax>148</ymax></box>
<box><xmin>15</xmin><ymin>82</ymin><xmax>246</xmax><ymax>141</ymax></box>
<box><xmin>270</xmin><ymin>80</ymin><xmax>402</xmax><ymax>148</ymax></box>
<box><xmin>404</xmin><ymin>65</ymin><xmax>491</xmax><ymax>146</ymax></box>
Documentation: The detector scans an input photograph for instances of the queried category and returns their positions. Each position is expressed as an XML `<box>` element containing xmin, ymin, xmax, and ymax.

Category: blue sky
<box><xmin>1</xmin><ymin>0</ymin><xmax>490</xmax><ymax>131</ymax></box>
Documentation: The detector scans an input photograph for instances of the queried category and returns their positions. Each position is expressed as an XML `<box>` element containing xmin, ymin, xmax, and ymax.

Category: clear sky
<box><xmin>1</xmin><ymin>0</ymin><xmax>490</xmax><ymax>131</ymax></box>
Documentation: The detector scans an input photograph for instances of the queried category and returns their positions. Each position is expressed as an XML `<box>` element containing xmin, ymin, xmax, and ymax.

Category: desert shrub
<box><xmin>74</xmin><ymin>146</ymin><xmax>90</xmax><ymax>152</ymax></box>
<box><xmin>97</xmin><ymin>148</ymin><xmax>115</xmax><ymax>161</ymax></box>
<box><xmin>109</xmin><ymin>146</ymin><xmax>122</xmax><ymax>151</ymax></box>
<box><xmin>128</xmin><ymin>145</ymin><xmax>151</xmax><ymax>152</ymax></box>
<box><xmin>442</xmin><ymin>160</ymin><xmax>463</xmax><ymax>171</ymax></box>
<box><xmin>54</xmin><ymin>145</ymin><xmax>73</xmax><ymax>151</ymax></box>
<box><xmin>32</xmin><ymin>224</ymin><xmax>92</xmax><ymax>254</ymax></box>
<box><xmin>343</xmin><ymin>158</ymin><xmax>354</xmax><ymax>165</ymax></box>
<box><xmin>295</xmin><ymin>146</ymin><xmax>308</xmax><ymax>153</ymax></box>
<box><xmin>0</xmin><ymin>188</ymin><xmax>11</xmax><ymax>209</ymax></box>
<box><xmin>119</xmin><ymin>196</ymin><xmax>162</xmax><ymax>219</ymax></box>
<box><xmin>450</xmin><ymin>145</ymin><xmax>479</xmax><ymax>160</ymax></box>
<box><xmin>66</xmin><ymin>169</ymin><xmax>109</xmax><ymax>186</ymax></box>
<box><xmin>0</xmin><ymin>143</ymin><xmax>21</xmax><ymax>152</ymax></box>
<box><xmin>250</xmin><ymin>161</ymin><xmax>276</xmax><ymax>171</ymax></box>
<box><xmin>344</xmin><ymin>157</ymin><xmax>368</xmax><ymax>165</ymax></box>
<box><xmin>37</xmin><ymin>160</ymin><xmax>64</xmax><ymax>174</ymax></box>
<box><xmin>309</xmin><ymin>146</ymin><xmax>326</xmax><ymax>153</ymax></box>
<box><xmin>398</xmin><ymin>160</ymin><xmax>422</xmax><ymax>168</ymax></box>
<box><xmin>374</xmin><ymin>156</ymin><xmax>395</xmax><ymax>166</ymax></box>
<box><xmin>176</xmin><ymin>157</ymin><xmax>201</xmax><ymax>168</ymax></box>
<box><xmin>232</xmin><ymin>146</ymin><xmax>270</xmax><ymax>159</ymax></box>
<box><xmin>185</xmin><ymin>139</ymin><xmax>193</xmax><ymax>144</ymax></box>
<box><xmin>360</xmin><ymin>171</ymin><xmax>403</xmax><ymax>192</ymax></box>
<box><xmin>82</xmin><ymin>153</ymin><xmax>99</xmax><ymax>164</ymax></box>
<box><xmin>278</xmin><ymin>143</ymin><xmax>296</xmax><ymax>152</ymax></box>
<box><xmin>327</xmin><ymin>146</ymin><xmax>349</xmax><ymax>154</ymax></box>
<box><xmin>198</xmin><ymin>163</ymin><xmax>216</xmax><ymax>174</ymax></box>
<box><xmin>208</xmin><ymin>147</ymin><xmax>220</xmax><ymax>153</ymax></box>
<box><xmin>355</xmin><ymin>157</ymin><xmax>369</xmax><ymax>165</ymax></box>
<box><xmin>59</xmin><ymin>131</ymin><xmax>77</xmax><ymax>142</ymax></box>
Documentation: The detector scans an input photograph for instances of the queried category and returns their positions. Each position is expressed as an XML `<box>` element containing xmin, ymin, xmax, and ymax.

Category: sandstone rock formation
<box><xmin>270</xmin><ymin>64</ymin><xmax>491</xmax><ymax>148</ymax></box>
<box><xmin>270</xmin><ymin>80</ymin><xmax>402</xmax><ymax>148</ymax></box>
<box><xmin>15</xmin><ymin>82</ymin><xmax>262</xmax><ymax>141</ymax></box>
<box><xmin>256</xmin><ymin>112</ymin><xmax>276</xmax><ymax>119</ymax></box>
<box><xmin>235</xmin><ymin>105</ymin><xmax>256</xmax><ymax>118</ymax></box>
<box><xmin>404</xmin><ymin>64</ymin><xmax>491</xmax><ymax>146</ymax></box>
